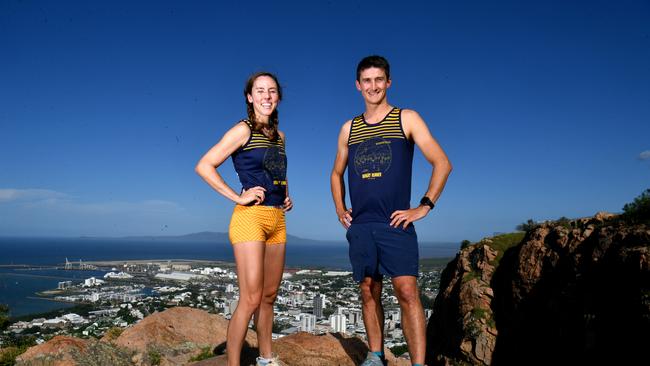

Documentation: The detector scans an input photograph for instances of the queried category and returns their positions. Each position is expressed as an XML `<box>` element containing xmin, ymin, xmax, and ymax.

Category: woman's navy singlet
<box><xmin>231</xmin><ymin>120</ymin><xmax>287</xmax><ymax>206</ymax></box>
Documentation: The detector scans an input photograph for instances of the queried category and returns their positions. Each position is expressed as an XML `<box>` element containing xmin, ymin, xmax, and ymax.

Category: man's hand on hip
<box><xmin>390</xmin><ymin>206</ymin><xmax>430</xmax><ymax>229</ymax></box>
<box><xmin>337</xmin><ymin>208</ymin><xmax>353</xmax><ymax>229</ymax></box>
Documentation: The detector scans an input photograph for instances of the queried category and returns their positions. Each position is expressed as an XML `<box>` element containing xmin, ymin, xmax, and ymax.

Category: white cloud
<box><xmin>0</xmin><ymin>187</ymin><xmax>191</xmax><ymax>236</ymax></box>
<box><xmin>0</xmin><ymin>188</ymin><xmax>181</xmax><ymax>214</ymax></box>
<box><xmin>0</xmin><ymin>188</ymin><xmax>67</xmax><ymax>203</ymax></box>
<box><xmin>57</xmin><ymin>199</ymin><xmax>184</xmax><ymax>215</ymax></box>
<box><xmin>639</xmin><ymin>150</ymin><xmax>650</xmax><ymax>160</ymax></box>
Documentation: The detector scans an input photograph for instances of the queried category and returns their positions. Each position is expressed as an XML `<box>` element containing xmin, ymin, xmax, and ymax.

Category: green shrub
<box><xmin>622</xmin><ymin>188</ymin><xmax>650</xmax><ymax>223</ymax></box>
<box><xmin>555</xmin><ymin>216</ymin><xmax>572</xmax><ymax>229</ymax></box>
<box><xmin>104</xmin><ymin>327</ymin><xmax>123</xmax><ymax>341</ymax></box>
<box><xmin>0</xmin><ymin>346</ymin><xmax>23</xmax><ymax>366</ymax></box>
<box><xmin>460</xmin><ymin>240</ymin><xmax>471</xmax><ymax>250</ymax></box>
<box><xmin>389</xmin><ymin>344</ymin><xmax>409</xmax><ymax>357</ymax></box>
<box><xmin>487</xmin><ymin>232</ymin><xmax>526</xmax><ymax>266</ymax></box>
<box><xmin>189</xmin><ymin>346</ymin><xmax>214</xmax><ymax>362</ymax></box>
<box><xmin>463</xmin><ymin>270</ymin><xmax>481</xmax><ymax>283</ymax></box>
<box><xmin>516</xmin><ymin>219</ymin><xmax>537</xmax><ymax>232</ymax></box>
<box><xmin>148</xmin><ymin>350</ymin><xmax>162</xmax><ymax>365</ymax></box>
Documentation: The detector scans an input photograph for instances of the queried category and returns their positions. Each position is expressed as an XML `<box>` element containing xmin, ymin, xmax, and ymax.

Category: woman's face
<box><xmin>247</xmin><ymin>75</ymin><xmax>280</xmax><ymax>122</ymax></box>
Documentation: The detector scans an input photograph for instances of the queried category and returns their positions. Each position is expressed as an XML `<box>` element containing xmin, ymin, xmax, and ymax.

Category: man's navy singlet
<box><xmin>347</xmin><ymin>107</ymin><xmax>414</xmax><ymax>223</ymax></box>
<box><xmin>231</xmin><ymin>120</ymin><xmax>287</xmax><ymax>206</ymax></box>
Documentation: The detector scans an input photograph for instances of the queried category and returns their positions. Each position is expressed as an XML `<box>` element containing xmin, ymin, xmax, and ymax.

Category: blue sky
<box><xmin>1</xmin><ymin>0</ymin><xmax>649</xmax><ymax>242</ymax></box>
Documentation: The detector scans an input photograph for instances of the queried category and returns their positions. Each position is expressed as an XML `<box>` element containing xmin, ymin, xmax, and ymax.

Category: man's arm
<box><xmin>330</xmin><ymin>120</ymin><xmax>353</xmax><ymax>229</ymax></box>
<box><xmin>389</xmin><ymin>109</ymin><xmax>452</xmax><ymax>228</ymax></box>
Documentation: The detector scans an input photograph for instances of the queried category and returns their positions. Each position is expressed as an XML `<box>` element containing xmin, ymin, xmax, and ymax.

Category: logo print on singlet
<box><xmin>353</xmin><ymin>137</ymin><xmax>392</xmax><ymax>180</ymax></box>
<box><xmin>263</xmin><ymin>146</ymin><xmax>287</xmax><ymax>186</ymax></box>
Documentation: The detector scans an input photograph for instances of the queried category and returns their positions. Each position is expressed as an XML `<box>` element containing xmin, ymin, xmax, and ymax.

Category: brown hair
<box><xmin>244</xmin><ymin>72</ymin><xmax>282</xmax><ymax>141</ymax></box>
<box><xmin>356</xmin><ymin>55</ymin><xmax>390</xmax><ymax>82</ymax></box>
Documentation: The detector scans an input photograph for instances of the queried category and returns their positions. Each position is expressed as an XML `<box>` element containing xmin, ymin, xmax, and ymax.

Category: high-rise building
<box><xmin>300</xmin><ymin>313</ymin><xmax>316</xmax><ymax>333</ymax></box>
<box><xmin>313</xmin><ymin>294</ymin><xmax>324</xmax><ymax>318</ymax></box>
<box><xmin>389</xmin><ymin>310</ymin><xmax>401</xmax><ymax>322</ymax></box>
<box><xmin>329</xmin><ymin>314</ymin><xmax>347</xmax><ymax>333</ymax></box>
<box><xmin>348</xmin><ymin>310</ymin><xmax>363</xmax><ymax>325</ymax></box>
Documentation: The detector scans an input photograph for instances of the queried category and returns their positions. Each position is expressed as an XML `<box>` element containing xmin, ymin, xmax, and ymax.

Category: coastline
<box><xmin>2</xmin><ymin>255</ymin><xmax>453</xmax><ymax>320</ymax></box>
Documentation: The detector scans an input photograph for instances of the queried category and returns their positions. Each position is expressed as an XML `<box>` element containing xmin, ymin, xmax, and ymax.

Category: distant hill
<box><xmin>79</xmin><ymin>231</ymin><xmax>458</xmax><ymax>252</ymax></box>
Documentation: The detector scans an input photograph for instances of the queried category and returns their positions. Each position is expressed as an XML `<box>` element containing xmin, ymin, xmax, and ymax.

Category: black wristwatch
<box><xmin>420</xmin><ymin>196</ymin><xmax>435</xmax><ymax>210</ymax></box>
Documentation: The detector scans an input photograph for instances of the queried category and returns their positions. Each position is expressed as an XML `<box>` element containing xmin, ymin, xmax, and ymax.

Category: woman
<box><xmin>195</xmin><ymin>72</ymin><xmax>292</xmax><ymax>366</ymax></box>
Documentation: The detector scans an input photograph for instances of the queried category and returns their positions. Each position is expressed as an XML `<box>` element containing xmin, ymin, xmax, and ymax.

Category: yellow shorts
<box><xmin>229</xmin><ymin>205</ymin><xmax>286</xmax><ymax>245</ymax></box>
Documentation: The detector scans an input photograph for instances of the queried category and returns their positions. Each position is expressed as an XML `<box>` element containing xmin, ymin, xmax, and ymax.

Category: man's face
<box><xmin>356</xmin><ymin>67</ymin><xmax>391</xmax><ymax>105</ymax></box>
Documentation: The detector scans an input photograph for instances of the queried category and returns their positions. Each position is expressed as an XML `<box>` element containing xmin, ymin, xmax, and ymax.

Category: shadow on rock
<box><xmin>332</xmin><ymin>332</ymin><xmax>368</xmax><ymax>364</ymax></box>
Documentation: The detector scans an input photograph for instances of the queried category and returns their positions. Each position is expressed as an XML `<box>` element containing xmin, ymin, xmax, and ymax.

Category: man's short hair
<box><xmin>356</xmin><ymin>55</ymin><xmax>390</xmax><ymax>81</ymax></box>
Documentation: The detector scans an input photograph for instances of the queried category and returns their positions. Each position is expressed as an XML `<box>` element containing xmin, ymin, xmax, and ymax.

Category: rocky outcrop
<box><xmin>112</xmin><ymin>306</ymin><xmax>256</xmax><ymax>365</ymax></box>
<box><xmin>426</xmin><ymin>213</ymin><xmax>650</xmax><ymax>365</ymax></box>
<box><xmin>16</xmin><ymin>336</ymin><xmax>88</xmax><ymax>366</ymax></box>
<box><xmin>426</xmin><ymin>242</ymin><xmax>501</xmax><ymax>366</ymax></box>
<box><xmin>15</xmin><ymin>307</ymin><xmax>406</xmax><ymax>365</ymax></box>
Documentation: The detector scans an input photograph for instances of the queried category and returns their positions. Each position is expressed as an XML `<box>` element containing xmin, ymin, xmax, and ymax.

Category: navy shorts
<box><xmin>345</xmin><ymin>222</ymin><xmax>419</xmax><ymax>282</ymax></box>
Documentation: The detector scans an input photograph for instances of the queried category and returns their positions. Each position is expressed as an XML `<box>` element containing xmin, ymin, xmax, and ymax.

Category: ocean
<box><xmin>0</xmin><ymin>237</ymin><xmax>458</xmax><ymax>317</ymax></box>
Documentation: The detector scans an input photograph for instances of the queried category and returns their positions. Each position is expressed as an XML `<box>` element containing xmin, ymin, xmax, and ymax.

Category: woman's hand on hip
<box><xmin>238</xmin><ymin>186</ymin><xmax>266</xmax><ymax>205</ymax></box>
<box><xmin>283</xmin><ymin>196</ymin><xmax>293</xmax><ymax>212</ymax></box>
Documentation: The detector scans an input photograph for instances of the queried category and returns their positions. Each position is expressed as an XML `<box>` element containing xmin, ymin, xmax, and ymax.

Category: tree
<box><xmin>623</xmin><ymin>188</ymin><xmax>650</xmax><ymax>223</ymax></box>
<box><xmin>555</xmin><ymin>216</ymin><xmax>572</xmax><ymax>229</ymax></box>
<box><xmin>516</xmin><ymin>219</ymin><xmax>536</xmax><ymax>232</ymax></box>
<box><xmin>460</xmin><ymin>240</ymin><xmax>471</xmax><ymax>250</ymax></box>
<box><xmin>0</xmin><ymin>304</ymin><xmax>9</xmax><ymax>330</ymax></box>
<box><xmin>323</xmin><ymin>307</ymin><xmax>336</xmax><ymax>317</ymax></box>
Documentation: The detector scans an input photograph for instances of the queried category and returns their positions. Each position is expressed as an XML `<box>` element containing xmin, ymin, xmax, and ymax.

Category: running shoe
<box><xmin>360</xmin><ymin>351</ymin><xmax>386</xmax><ymax>366</ymax></box>
<box><xmin>255</xmin><ymin>353</ymin><xmax>287</xmax><ymax>366</ymax></box>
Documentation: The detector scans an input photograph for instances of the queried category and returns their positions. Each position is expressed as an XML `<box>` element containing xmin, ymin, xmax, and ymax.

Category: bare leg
<box><xmin>254</xmin><ymin>243</ymin><xmax>286</xmax><ymax>359</ymax></box>
<box><xmin>227</xmin><ymin>241</ymin><xmax>265</xmax><ymax>366</ymax></box>
<box><xmin>392</xmin><ymin>276</ymin><xmax>425</xmax><ymax>364</ymax></box>
<box><xmin>360</xmin><ymin>277</ymin><xmax>384</xmax><ymax>352</ymax></box>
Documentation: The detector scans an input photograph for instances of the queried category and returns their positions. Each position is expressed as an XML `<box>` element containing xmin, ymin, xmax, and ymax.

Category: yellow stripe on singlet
<box><xmin>241</xmin><ymin>120</ymin><xmax>285</xmax><ymax>151</ymax></box>
<box><xmin>348</xmin><ymin>108</ymin><xmax>405</xmax><ymax>145</ymax></box>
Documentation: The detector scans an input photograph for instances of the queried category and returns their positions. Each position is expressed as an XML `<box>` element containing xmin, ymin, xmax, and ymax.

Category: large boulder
<box><xmin>16</xmin><ymin>336</ymin><xmax>88</xmax><ymax>366</ymax></box>
<box><xmin>113</xmin><ymin>306</ymin><xmax>256</xmax><ymax>365</ymax></box>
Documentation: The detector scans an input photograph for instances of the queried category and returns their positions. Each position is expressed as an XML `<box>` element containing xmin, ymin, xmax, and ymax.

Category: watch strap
<box><xmin>420</xmin><ymin>196</ymin><xmax>435</xmax><ymax>210</ymax></box>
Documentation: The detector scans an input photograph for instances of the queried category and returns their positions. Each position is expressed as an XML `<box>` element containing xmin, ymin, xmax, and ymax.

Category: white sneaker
<box><xmin>256</xmin><ymin>353</ymin><xmax>287</xmax><ymax>366</ymax></box>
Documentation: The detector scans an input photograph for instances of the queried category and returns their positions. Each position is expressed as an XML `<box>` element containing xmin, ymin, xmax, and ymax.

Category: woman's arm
<box><xmin>195</xmin><ymin>122</ymin><xmax>266</xmax><ymax>205</ymax></box>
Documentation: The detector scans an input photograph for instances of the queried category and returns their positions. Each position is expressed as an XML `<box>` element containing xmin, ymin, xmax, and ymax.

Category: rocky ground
<box><xmin>13</xmin><ymin>307</ymin><xmax>408</xmax><ymax>366</ymax></box>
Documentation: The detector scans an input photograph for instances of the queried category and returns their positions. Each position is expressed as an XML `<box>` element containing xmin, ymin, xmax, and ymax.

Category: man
<box><xmin>330</xmin><ymin>55</ymin><xmax>452</xmax><ymax>366</ymax></box>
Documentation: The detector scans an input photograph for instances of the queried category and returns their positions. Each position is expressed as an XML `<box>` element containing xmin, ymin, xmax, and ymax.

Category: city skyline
<box><xmin>1</xmin><ymin>0</ymin><xmax>649</xmax><ymax>242</ymax></box>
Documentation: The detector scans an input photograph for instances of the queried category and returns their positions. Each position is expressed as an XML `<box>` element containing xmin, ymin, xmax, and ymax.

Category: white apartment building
<box><xmin>329</xmin><ymin>314</ymin><xmax>347</xmax><ymax>333</ymax></box>
<box><xmin>300</xmin><ymin>313</ymin><xmax>316</xmax><ymax>332</ymax></box>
